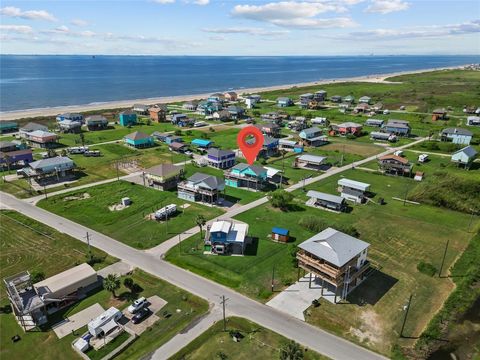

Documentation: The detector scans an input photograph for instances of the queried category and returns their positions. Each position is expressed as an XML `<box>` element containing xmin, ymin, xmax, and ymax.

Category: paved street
<box><xmin>0</xmin><ymin>192</ymin><xmax>387</xmax><ymax>360</ymax></box>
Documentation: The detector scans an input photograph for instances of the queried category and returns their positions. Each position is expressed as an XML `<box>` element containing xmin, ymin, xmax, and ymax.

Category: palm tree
<box><xmin>195</xmin><ymin>215</ymin><xmax>206</xmax><ymax>249</ymax></box>
<box><xmin>103</xmin><ymin>274</ymin><xmax>120</xmax><ymax>298</ymax></box>
<box><xmin>280</xmin><ymin>341</ymin><xmax>304</xmax><ymax>360</ymax></box>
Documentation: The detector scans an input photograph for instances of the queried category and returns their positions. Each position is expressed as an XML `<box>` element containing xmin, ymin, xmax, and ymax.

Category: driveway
<box><xmin>52</xmin><ymin>303</ymin><xmax>105</xmax><ymax>339</ymax></box>
<box><xmin>123</xmin><ymin>295</ymin><xmax>167</xmax><ymax>335</ymax></box>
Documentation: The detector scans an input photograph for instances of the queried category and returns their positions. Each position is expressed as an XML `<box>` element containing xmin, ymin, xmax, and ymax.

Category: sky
<box><xmin>0</xmin><ymin>0</ymin><xmax>479</xmax><ymax>55</ymax></box>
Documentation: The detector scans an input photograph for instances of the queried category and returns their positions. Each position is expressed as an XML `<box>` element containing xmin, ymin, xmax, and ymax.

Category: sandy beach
<box><xmin>0</xmin><ymin>65</ymin><xmax>464</xmax><ymax>121</ymax></box>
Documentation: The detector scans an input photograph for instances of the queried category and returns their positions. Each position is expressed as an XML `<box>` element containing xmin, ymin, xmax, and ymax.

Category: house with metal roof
<box><xmin>299</xmin><ymin>127</ymin><xmax>328</xmax><ymax>147</ymax></box>
<box><xmin>295</xmin><ymin>154</ymin><xmax>327</xmax><ymax>170</ymax></box>
<box><xmin>358</xmin><ymin>96</ymin><xmax>371</xmax><ymax>104</ymax></box>
<box><xmin>378</xmin><ymin>155</ymin><xmax>413</xmax><ymax>176</ymax></box>
<box><xmin>314</xmin><ymin>90</ymin><xmax>327</xmax><ymax>101</ymax></box>
<box><xmin>279</xmin><ymin>139</ymin><xmax>303</xmax><ymax>153</ymax></box>
<box><xmin>85</xmin><ymin>115</ymin><xmax>109</xmax><ymax>131</ymax></box>
<box><xmin>212</xmin><ymin>110</ymin><xmax>232</xmax><ymax>121</ymax></box>
<box><xmin>205</xmin><ymin>220</ymin><xmax>249</xmax><ymax>255</ymax></box>
<box><xmin>182</xmin><ymin>100</ymin><xmax>199</xmax><ymax>111</ymax></box>
<box><xmin>227</xmin><ymin>105</ymin><xmax>245</xmax><ymax>119</ymax></box>
<box><xmin>467</xmin><ymin>116</ymin><xmax>480</xmax><ymax>126</ymax></box>
<box><xmin>191</xmin><ymin>138</ymin><xmax>213</xmax><ymax>149</ymax></box>
<box><xmin>124</xmin><ymin>131</ymin><xmax>154</xmax><ymax>148</ymax></box>
<box><xmin>451</xmin><ymin>146</ymin><xmax>478</xmax><ymax>169</ymax></box>
<box><xmin>440</xmin><ymin>128</ymin><xmax>473</xmax><ymax>145</ymax></box>
<box><xmin>144</xmin><ymin>163</ymin><xmax>184</xmax><ymax>190</ymax></box>
<box><xmin>277</xmin><ymin>97</ymin><xmax>293</xmax><ymax>107</ymax></box>
<box><xmin>384</xmin><ymin>120</ymin><xmax>411</xmax><ymax>136</ymax></box>
<box><xmin>343</xmin><ymin>95</ymin><xmax>355</xmax><ymax>103</ymax></box>
<box><xmin>271</xmin><ymin>227</ymin><xmax>290</xmax><ymax>243</ymax></box>
<box><xmin>296</xmin><ymin>227</ymin><xmax>371</xmax><ymax>303</ymax></box>
<box><xmin>225</xmin><ymin>163</ymin><xmax>268</xmax><ymax>190</ymax></box>
<box><xmin>56</xmin><ymin>113</ymin><xmax>84</xmax><ymax>123</ymax></box>
<box><xmin>205</xmin><ymin>148</ymin><xmax>236</xmax><ymax>169</ymax></box>
<box><xmin>338</xmin><ymin>178</ymin><xmax>371</xmax><ymax>203</ymax></box>
<box><xmin>299</xmin><ymin>93</ymin><xmax>314</xmax><ymax>108</ymax></box>
<box><xmin>370</xmin><ymin>131</ymin><xmax>397</xmax><ymax>142</ymax></box>
<box><xmin>24</xmin><ymin>130</ymin><xmax>59</xmax><ymax>148</ymax></box>
<box><xmin>21</xmin><ymin>156</ymin><xmax>75</xmax><ymax>179</ymax></box>
<box><xmin>169</xmin><ymin>142</ymin><xmax>188</xmax><ymax>153</ymax></box>
<box><xmin>330</xmin><ymin>95</ymin><xmax>342</xmax><ymax>103</ymax></box>
<box><xmin>177</xmin><ymin>172</ymin><xmax>225</xmax><ymax>204</ymax></box>
<box><xmin>58</xmin><ymin>120</ymin><xmax>82</xmax><ymax>134</ymax></box>
<box><xmin>133</xmin><ymin>103</ymin><xmax>149</xmax><ymax>114</ymax></box>
<box><xmin>365</xmin><ymin>119</ymin><xmax>384</xmax><ymax>127</ymax></box>
<box><xmin>19</xmin><ymin>122</ymin><xmax>48</xmax><ymax>136</ymax></box>
<box><xmin>149</xmin><ymin>107</ymin><xmax>167</xmax><ymax>122</ymax></box>
<box><xmin>118</xmin><ymin>110</ymin><xmax>137</xmax><ymax>127</ymax></box>
<box><xmin>306</xmin><ymin>190</ymin><xmax>346</xmax><ymax>212</ymax></box>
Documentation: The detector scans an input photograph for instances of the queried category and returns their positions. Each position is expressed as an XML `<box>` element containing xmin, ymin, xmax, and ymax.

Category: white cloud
<box><xmin>71</xmin><ymin>19</ymin><xmax>88</xmax><ymax>27</ymax></box>
<box><xmin>349</xmin><ymin>20</ymin><xmax>480</xmax><ymax>39</ymax></box>
<box><xmin>209</xmin><ymin>35</ymin><xmax>227</xmax><ymax>41</ymax></box>
<box><xmin>365</xmin><ymin>0</ymin><xmax>409</xmax><ymax>14</ymax></box>
<box><xmin>231</xmin><ymin>1</ymin><xmax>356</xmax><ymax>29</ymax></box>
<box><xmin>0</xmin><ymin>24</ymin><xmax>34</xmax><ymax>34</ymax></box>
<box><xmin>202</xmin><ymin>27</ymin><xmax>289</xmax><ymax>36</ymax></box>
<box><xmin>41</xmin><ymin>25</ymin><xmax>97</xmax><ymax>38</ymax></box>
<box><xmin>193</xmin><ymin>0</ymin><xmax>210</xmax><ymax>5</ymax></box>
<box><xmin>153</xmin><ymin>0</ymin><xmax>176</xmax><ymax>3</ymax></box>
<box><xmin>0</xmin><ymin>6</ymin><xmax>57</xmax><ymax>22</ymax></box>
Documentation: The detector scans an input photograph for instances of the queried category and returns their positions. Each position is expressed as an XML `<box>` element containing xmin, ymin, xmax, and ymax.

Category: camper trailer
<box><xmin>68</xmin><ymin>146</ymin><xmax>89</xmax><ymax>154</ymax></box>
<box><xmin>418</xmin><ymin>154</ymin><xmax>429</xmax><ymax>163</ymax></box>
<box><xmin>155</xmin><ymin>204</ymin><xmax>177</xmax><ymax>220</ymax></box>
<box><xmin>88</xmin><ymin>307</ymin><xmax>122</xmax><ymax>337</ymax></box>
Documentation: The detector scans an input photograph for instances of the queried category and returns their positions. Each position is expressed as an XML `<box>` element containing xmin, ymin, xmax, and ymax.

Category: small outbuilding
<box><xmin>271</xmin><ymin>227</ymin><xmax>290</xmax><ymax>243</ymax></box>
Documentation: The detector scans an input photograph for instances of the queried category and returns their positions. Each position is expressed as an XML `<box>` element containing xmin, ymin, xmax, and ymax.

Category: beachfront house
<box><xmin>58</xmin><ymin>120</ymin><xmax>82</xmax><ymax>134</ymax></box>
<box><xmin>20</xmin><ymin>156</ymin><xmax>76</xmax><ymax>180</ymax></box>
<box><xmin>467</xmin><ymin>116</ymin><xmax>480</xmax><ymax>126</ymax></box>
<box><xmin>256</xmin><ymin>123</ymin><xmax>281</xmax><ymax>137</ymax></box>
<box><xmin>177</xmin><ymin>172</ymin><xmax>225</xmax><ymax>204</ymax></box>
<box><xmin>384</xmin><ymin>120</ymin><xmax>411</xmax><ymax>136</ymax></box>
<box><xmin>451</xmin><ymin>146</ymin><xmax>478</xmax><ymax>169</ymax></box>
<box><xmin>224</xmin><ymin>91</ymin><xmax>238</xmax><ymax>101</ymax></box>
<box><xmin>337</xmin><ymin>178</ymin><xmax>371</xmax><ymax>203</ymax></box>
<box><xmin>432</xmin><ymin>108</ymin><xmax>448</xmax><ymax>121</ymax></box>
<box><xmin>144</xmin><ymin>163</ymin><xmax>184</xmax><ymax>190</ymax></box>
<box><xmin>370</xmin><ymin>131</ymin><xmax>397</xmax><ymax>142</ymax></box>
<box><xmin>119</xmin><ymin>110</ymin><xmax>137</xmax><ymax>127</ymax></box>
<box><xmin>296</xmin><ymin>227</ymin><xmax>370</xmax><ymax>303</ymax></box>
<box><xmin>299</xmin><ymin>93</ymin><xmax>314</xmax><ymax>108</ymax></box>
<box><xmin>85</xmin><ymin>115</ymin><xmax>108</xmax><ymax>131</ymax></box>
<box><xmin>0</xmin><ymin>121</ymin><xmax>18</xmax><ymax>134</ymax></box>
<box><xmin>197</xmin><ymin>100</ymin><xmax>222</xmax><ymax>115</ymax></box>
<box><xmin>295</xmin><ymin>154</ymin><xmax>327</xmax><ymax>170</ymax></box>
<box><xmin>365</xmin><ymin>119</ymin><xmax>384</xmax><ymax>127</ymax></box>
<box><xmin>205</xmin><ymin>148</ymin><xmax>236</xmax><ymax>169</ymax></box>
<box><xmin>133</xmin><ymin>104</ymin><xmax>149</xmax><ymax>114</ymax></box>
<box><xmin>299</xmin><ymin>127</ymin><xmax>328</xmax><ymax>147</ymax></box>
<box><xmin>208</xmin><ymin>93</ymin><xmax>226</xmax><ymax>103</ymax></box>
<box><xmin>149</xmin><ymin>107</ymin><xmax>167</xmax><ymax>122</ymax></box>
<box><xmin>124</xmin><ymin>131</ymin><xmax>154</xmax><ymax>148</ymax></box>
<box><xmin>225</xmin><ymin>163</ymin><xmax>268</xmax><ymax>191</ymax></box>
<box><xmin>19</xmin><ymin>122</ymin><xmax>48</xmax><ymax>137</ymax></box>
<box><xmin>331</xmin><ymin>122</ymin><xmax>363</xmax><ymax>136</ymax></box>
<box><xmin>378</xmin><ymin>155</ymin><xmax>413</xmax><ymax>176</ymax></box>
<box><xmin>204</xmin><ymin>220</ymin><xmax>248</xmax><ymax>255</ymax></box>
<box><xmin>56</xmin><ymin>113</ymin><xmax>84</xmax><ymax>123</ymax></box>
<box><xmin>277</xmin><ymin>97</ymin><xmax>293</xmax><ymax>107</ymax></box>
<box><xmin>358</xmin><ymin>96</ymin><xmax>371</xmax><ymax>104</ymax></box>
<box><xmin>440</xmin><ymin>128</ymin><xmax>473</xmax><ymax>145</ymax></box>
<box><xmin>314</xmin><ymin>90</ymin><xmax>327</xmax><ymax>101</ymax></box>
<box><xmin>191</xmin><ymin>139</ymin><xmax>213</xmax><ymax>149</ymax></box>
<box><xmin>227</xmin><ymin>105</ymin><xmax>245</xmax><ymax>119</ymax></box>
<box><xmin>330</xmin><ymin>95</ymin><xmax>342</xmax><ymax>103</ymax></box>
<box><xmin>25</xmin><ymin>130</ymin><xmax>59</xmax><ymax>148</ymax></box>
<box><xmin>306</xmin><ymin>190</ymin><xmax>347</xmax><ymax>212</ymax></box>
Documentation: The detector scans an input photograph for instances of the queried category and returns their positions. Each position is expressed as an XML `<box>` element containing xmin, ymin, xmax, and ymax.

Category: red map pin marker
<box><xmin>237</xmin><ymin>126</ymin><xmax>264</xmax><ymax>165</ymax></box>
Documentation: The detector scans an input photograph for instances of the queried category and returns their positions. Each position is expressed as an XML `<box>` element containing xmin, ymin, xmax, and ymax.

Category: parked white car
<box><xmin>128</xmin><ymin>297</ymin><xmax>147</xmax><ymax>314</ymax></box>
<box><xmin>394</xmin><ymin>150</ymin><xmax>404</xmax><ymax>157</ymax></box>
<box><xmin>418</xmin><ymin>154</ymin><xmax>429</xmax><ymax>163</ymax></box>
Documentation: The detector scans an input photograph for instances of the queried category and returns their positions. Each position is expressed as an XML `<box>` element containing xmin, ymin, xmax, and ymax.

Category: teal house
<box><xmin>119</xmin><ymin>110</ymin><xmax>137</xmax><ymax>127</ymax></box>
<box><xmin>124</xmin><ymin>131</ymin><xmax>154</xmax><ymax>148</ymax></box>
<box><xmin>225</xmin><ymin>163</ymin><xmax>268</xmax><ymax>191</ymax></box>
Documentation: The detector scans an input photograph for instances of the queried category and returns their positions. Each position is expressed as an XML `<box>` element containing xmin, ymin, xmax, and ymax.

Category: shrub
<box><xmin>268</xmin><ymin>190</ymin><xmax>294</xmax><ymax>210</ymax></box>
<box><xmin>298</xmin><ymin>216</ymin><xmax>328</xmax><ymax>232</ymax></box>
<box><xmin>417</xmin><ymin>261</ymin><xmax>437</xmax><ymax>277</ymax></box>
<box><xmin>30</xmin><ymin>271</ymin><xmax>45</xmax><ymax>283</ymax></box>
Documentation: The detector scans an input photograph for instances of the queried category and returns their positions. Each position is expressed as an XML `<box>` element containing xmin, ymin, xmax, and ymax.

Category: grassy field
<box><xmin>166</xmin><ymin>168</ymin><xmax>479</xmax><ymax>356</ymax></box>
<box><xmin>171</xmin><ymin>317</ymin><xmax>329</xmax><ymax>360</ymax></box>
<box><xmin>0</xmin><ymin>268</ymin><xmax>208</xmax><ymax>360</ymax></box>
<box><xmin>0</xmin><ymin>210</ymin><xmax>117</xmax><ymax>301</ymax></box>
<box><xmin>37</xmin><ymin>180</ymin><xmax>223</xmax><ymax>249</ymax></box>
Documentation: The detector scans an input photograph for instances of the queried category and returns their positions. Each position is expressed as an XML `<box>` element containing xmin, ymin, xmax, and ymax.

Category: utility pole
<box><xmin>220</xmin><ymin>295</ymin><xmax>228</xmax><ymax>332</ymax></box>
<box><xmin>438</xmin><ymin>239</ymin><xmax>450</xmax><ymax>278</ymax></box>
<box><xmin>271</xmin><ymin>265</ymin><xmax>275</xmax><ymax>292</ymax></box>
<box><xmin>400</xmin><ymin>294</ymin><xmax>413</xmax><ymax>338</ymax></box>
<box><xmin>85</xmin><ymin>232</ymin><xmax>92</xmax><ymax>261</ymax></box>
<box><xmin>142</xmin><ymin>171</ymin><xmax>146</xmax><ymax>187</ymax></box>
<box><xmin>43</xmin><ymin>184</ymin><xmax>48</xmax><ymax>199</ymax></box>
<box><xmin>115</xmin><ymin>160</ymin><xmax>119</xmax><ymax>180</ymax></box>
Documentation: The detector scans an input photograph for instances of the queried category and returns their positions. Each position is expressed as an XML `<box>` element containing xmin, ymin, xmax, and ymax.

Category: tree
<box><xmin>195</xmin><ymin>214</ymin><xmax>206</xmax><ymax>249</ymax></box>
<box><xmin>280</xmin><ymin>341</ymin><xmax>304</xmax><ymax>360</ymax></box>
<box><xmin>174</xmin><ymin>129</ymin><xmax>182</xmax><ymax>136</ymax></box>
<box><xmin>103</xmin><ymin>274</ymin><xmax>120</xmax><ymax>298</ymax></box>
<box><xmin>268</xmin><ymin>190</ymin><xmax>294</xmax><ymax>211</ymax></box>
<box><xmin>123</xmin><ymin>277</ymin><xmax>134</xmax><ymax>290</ymax></box>
<box><xmin>79</xmin><ymin>133</ymin><xmax>85</xmax><ymax>147</ymax></box>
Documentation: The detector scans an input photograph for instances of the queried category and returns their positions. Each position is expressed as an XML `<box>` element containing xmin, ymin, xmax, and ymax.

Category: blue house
<box><xmin>172</xmin><ymin>114</ymin><xmax>193</xmax><ymax>127</ymax></box>
<box><xmin>277</xmin><ymin>97</ymin><xmax>293</xmax><ymax>107</ymax></box>
<box><xmin>191</xmin><ymin>139</ymin><xmax>213</xmax><ymax>149</ymax></box>
<box><xmin>124</xmin><ymin>131</ymin><xmax>154</xmax><ymax>148</ymax></box>
<box><xmin>440</xmin><ymin>128</ymin><xmax>473</xmax><ymax>145</ymax></box>
<box><xmin>165</xmin><ymin>135</ymin><xmax>183</xmax><ymax>145</ymax></box>
<box><xmin>0</xmin><ymin>121</ymin><xmax>18</xmax><ymax>134</ymax></box>
<box><xmin>451</xmin><ymin>146</ymin><xmax>477</xmax><ymax>168</ymax></box>
<box><xmin>205</xmin><ymin>148</ymin><xmax>235</xmax><ymax>169</ymax></box>
<box><xmin>259</xmin><ymin>136</ymin><xmax>279</xmax><ymax>158</ymax></box>
<box><xmin>119</xmin><ymin>110</ymin><xmax>137</xmax><ymax>127</ymax></box>
<box><xmin>225</xmin><ymin>163</ymin><xmax>268</xmax><ymax>190</ymax></box>
<box><xmin>227</xmin><ymin>106</ymin><xmax>245</xmax><ymax>119</ymax></box>
<box><xmin>299</xmin><ymin>127</ymin><xmax>328</xmax><ymax>147</ymax></box>
<box><xmin>56</xmin><ymin>113</ymin><xmax>84</xmax><ymax>123</ymax></box>
<box><xmin>205</xmin><ymin>220</ymin><xmax>249</xmax><ymax>255</ymax></box>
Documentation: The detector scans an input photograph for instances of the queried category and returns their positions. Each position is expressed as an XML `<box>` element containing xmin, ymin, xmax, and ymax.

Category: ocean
<box><xmin>0</xmin><ymin>55</ymin><xmax>478</xmax><ymax>112</ymax></box>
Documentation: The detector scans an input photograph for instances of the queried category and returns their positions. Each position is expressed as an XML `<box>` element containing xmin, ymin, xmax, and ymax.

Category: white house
<box><xmin>451</xmin><ymin>146</ymin><xmax>478</xmax><ymax>168</ymax></box>
<box><xmin>337</xmin><ymin>178</ymin><xmax>371</xmax><ymax>203</ymax></box>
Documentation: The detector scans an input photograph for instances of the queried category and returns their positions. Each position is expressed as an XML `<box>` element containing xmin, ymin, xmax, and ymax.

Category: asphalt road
<box><xmin>0</xmin><ymin>192</ymin><xmax>387</xmax><ymax>360</ymax></box>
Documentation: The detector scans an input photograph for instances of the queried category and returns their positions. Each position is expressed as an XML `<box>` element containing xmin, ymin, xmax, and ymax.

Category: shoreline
<box><xmin>0</xmin><ymin>65</ymin><xmax>465</xmax><ymax>121</ymax></box>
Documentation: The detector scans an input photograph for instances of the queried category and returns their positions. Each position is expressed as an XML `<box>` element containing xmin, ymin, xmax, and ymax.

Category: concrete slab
<box><xmin>97</xmin><ymin>261</ymin><xmax>133</xmax><ymax>278</ymax></box>
<box><xmin>123</xmin><ymin>295</ymin><xmax>167</xmax><ymax>335</ymax></box>
<box><xmin>266</xmin><ymin>274</ymin><xmax>336</xmax><ymax>321</ymax></box>
<box><xmin>53</xmin><ymin>303</ymin><xmax>105</xmax><ymax>339</ymax></box>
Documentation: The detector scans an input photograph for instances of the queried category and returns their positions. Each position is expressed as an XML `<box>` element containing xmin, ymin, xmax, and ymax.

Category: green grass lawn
<box><xmin>37</xmin><ymin>180</ymin><xmax>223</xmax><ymax>249</ymax></box>
<box><xmin>166</xmin><ymin>168</ymin><xmax>479</xmax><ymax>356</ymax></box>
<box><xmin>171</xmin><ymin>317</ymin><xmax>329</xmax><ymax>360</ymax></box>
<box><xmin>0</xmin><ymin>268</ymin><xmax>208</xmax><ymax>360</ymax></box>
<box><xmin>0</xmin><ymin>210</ymin><xmax>117</xmax><ymax>302</ymax></box>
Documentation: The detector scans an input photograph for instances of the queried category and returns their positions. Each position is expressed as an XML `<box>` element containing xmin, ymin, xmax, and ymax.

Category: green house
<box><xmin>124</xmin><ymin>131</ymin><xmax>154</xmax><ymax>148</ymax></box>
<box><xmin>119</xmin><ymin>110</ymin><xmax>137</xmax><ymax>127</ymax></box>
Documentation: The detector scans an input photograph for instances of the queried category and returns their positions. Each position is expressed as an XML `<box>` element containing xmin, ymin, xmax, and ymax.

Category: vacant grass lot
<box><xmin>0</xmin><ymin>268</ymin><xmax>208</xmax><ymax>360</ymax></box>
<box><xmin>37</xmin><ymin>181</ymin><xmax>223</xmax><ymax>249</ymax></box>
<box><xmin>0</xmin><ymin>210</ymin><xmax>117</xmax><ymax>301</ymax></box>
<box><xmin>166</xmin><ymin>168</ymin><xmax>479</xmax><ymax>356</ymax></box>
<box><xmin>171</xmin><ymin>317</ymin><xmax>329</xmax><ymax>360</ymax></box>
